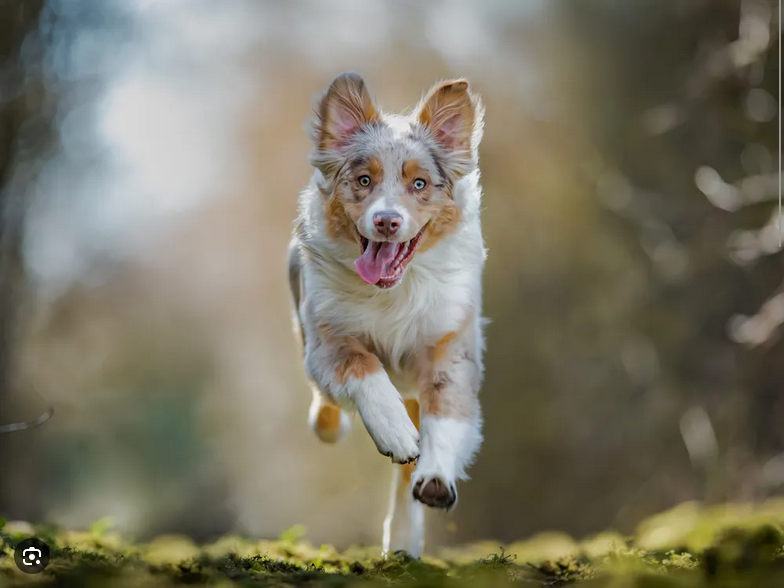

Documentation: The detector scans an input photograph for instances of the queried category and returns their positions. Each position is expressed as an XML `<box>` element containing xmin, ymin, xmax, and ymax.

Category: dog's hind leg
<box><xmin>404</xmin><ymin>465</ymin><xmax>426</xmax><ymax>558</ymax></box>
<box><xmin>381</xmin><ymin>461</ymin><xmax>400</xmax><ymax>557</ymax></box>
<box><xmin>290</xmin><ymin>239</ymin><xmax>352</xmax><ymax>443</ymax></box>
<box><xmin>308</xmin><ymin>386</ymin><xmax>352</xmax><ymax>443</ymax></box>
<box><xmin>382</xmin><ymin>398</ymin><xmax>425</xmax><ymax>558</ymax></box>
<box><xmin>403</xmin><ymin>398</ymin><xmax>425</xmax><ymax>557</ymax></box>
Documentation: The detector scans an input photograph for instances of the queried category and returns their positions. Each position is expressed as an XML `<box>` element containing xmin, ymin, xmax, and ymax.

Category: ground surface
<box><xmin>1</xmin><ymin>501</ymin><xmax>784</xmax><ymax>587</ymax></box>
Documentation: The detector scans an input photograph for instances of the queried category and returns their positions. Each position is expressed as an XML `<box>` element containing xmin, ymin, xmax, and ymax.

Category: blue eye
<box><xmin>413</xmin><ymin>179</ymin><xmax>427</xmax><ymax>190</ymax></box>
<box><xmin>358</xmin><ymin>175</ymin><xmax>371</xmax><ymax>187</ymax></box>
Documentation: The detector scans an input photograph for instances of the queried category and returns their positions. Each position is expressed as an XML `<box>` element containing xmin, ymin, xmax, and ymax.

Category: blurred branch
<box><xmin>680</xmin><ymin>406</ymin><xmax>728</xmax><ymax>503</ymax></box>
<box><xmin>695</xmin><ymin>168</ymin><xmax>780</xmax><ymax>212</ymax></box>
<box><xmin>0</xmin><ymin>406</ymin><xmax>53</xmax><ymax>434</ymax></box>
<box><xmin>642</xmin><ymin>0</ymin><xmax>777</xmax><ymax>136</ymax></box>
<box><xmin>728</xmin><ymin>290</ymin><xmax>784</xmax><ymax>348</ymax></box>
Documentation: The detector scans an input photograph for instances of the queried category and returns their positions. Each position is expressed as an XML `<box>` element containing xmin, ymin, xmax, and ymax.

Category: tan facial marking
<box><xmin>325</xmin><ymin>191</ymin><xmax>361</xmax><ymax>243</ymax></box>
<box><xmin>326</xmin><ymin>156</ymin><xmax>387</xmax><ymax>243</ymax></box>
<box><xmin>402</xmin><ymin>160</ymin><xmax>432</xmax><ymax>192</ymax></box>
<box><xmin>365</xmin><ymin>156</ymin><xmax>383</xmax><ymax>183</ymax></box>
<box><xmin>350</xmin><ymin>156</ymin><xmax>384</xmax><ymax>202</ymax></box>
<box><xmin>419</xmin><ymin>201</ymin><xmax>460</xmax><ymax>253</ymax></box>
<box><xmin>399</xmin><ymin>158</ymin><xmax>460</xmax><ymax>248</ymax></box>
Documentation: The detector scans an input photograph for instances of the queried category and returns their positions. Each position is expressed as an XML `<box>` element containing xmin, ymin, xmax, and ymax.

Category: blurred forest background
<box><xmin>0</xmin><ymin>0</ymin><xmax>781</xmax><ymax>552</ymax></box>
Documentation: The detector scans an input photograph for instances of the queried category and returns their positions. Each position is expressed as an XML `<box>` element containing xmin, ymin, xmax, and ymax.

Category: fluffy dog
<box><xmin>288</xmin><ymin>72</ymin><xmax>486</xmax><ymax>557</ymax></box>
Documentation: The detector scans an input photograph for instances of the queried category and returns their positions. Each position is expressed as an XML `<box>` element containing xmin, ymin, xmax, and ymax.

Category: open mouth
<box><xmin>354</xmin><ymin>226</ymin><xmax>426</xmax><ymax>289</ymax></box>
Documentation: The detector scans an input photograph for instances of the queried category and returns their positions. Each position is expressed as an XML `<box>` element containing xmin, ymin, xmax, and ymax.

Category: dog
<box><xmin>288</xmin><ymin>72</ymin><xmax>486</xmax><ymax>557</ymax></box>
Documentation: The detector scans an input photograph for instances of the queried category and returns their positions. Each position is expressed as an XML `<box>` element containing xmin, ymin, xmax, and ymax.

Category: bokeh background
<box><xmin>0</xmin><ymin>0</ymin><xmax>781</xmax><ymax>552</ymax></box>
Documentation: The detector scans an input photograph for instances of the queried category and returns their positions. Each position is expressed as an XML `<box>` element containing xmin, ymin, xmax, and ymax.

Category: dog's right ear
<box><xmin>312</xmin><ymin>73</ymin><xmax>378</xmax><ymax>152</ymax></box>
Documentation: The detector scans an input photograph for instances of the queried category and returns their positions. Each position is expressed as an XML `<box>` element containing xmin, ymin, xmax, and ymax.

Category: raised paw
<box><xmin>385</xmin><ymin>451</ymin><xmax>418</xmax><ymax>464</ymax></box>
<box><xmin>360</xmin><ymin>397</ymin><xmax>420</xmax><ymax>464</ymax></box>
<box><xmin>412</xmin><ymin>475</ymin><xmax>457</xmax><ymax>509</ymax></box>
<box><xmin>374</xmin><ymin>422</ymin><xmax>420</xmax><ymax>464</ymax></box>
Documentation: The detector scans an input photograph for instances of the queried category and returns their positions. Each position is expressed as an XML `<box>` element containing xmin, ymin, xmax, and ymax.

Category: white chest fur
<box><xmin>307</xmin><ymin>261</ymin><xmax>477</xmax><ymax>369</ymax></box>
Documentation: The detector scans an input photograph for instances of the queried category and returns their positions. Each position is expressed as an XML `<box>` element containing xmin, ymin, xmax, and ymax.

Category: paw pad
<box><xmin>412</xmin><ymin>477</ymin><xmax>456</xmax><ymax>509</ymax></box>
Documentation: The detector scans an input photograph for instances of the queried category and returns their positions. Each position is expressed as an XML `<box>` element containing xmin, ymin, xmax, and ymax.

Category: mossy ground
<box><xmin>1</xmin><ymin>501</ymin><xmax>784</xmax><ymax>587</ymax></box>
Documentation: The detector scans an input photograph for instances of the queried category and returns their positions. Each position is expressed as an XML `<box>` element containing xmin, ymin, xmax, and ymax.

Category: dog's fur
<box><xmin>288</xmin><ymin>73</ymin><xmax>486</xmax><ymax>557</ymax></box>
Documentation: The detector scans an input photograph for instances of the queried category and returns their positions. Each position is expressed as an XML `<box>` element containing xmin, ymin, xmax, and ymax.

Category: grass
<box><xmin>1</xmin><ymin>500</ymin><xmax>784</xmax><ymax>587</ymax></box>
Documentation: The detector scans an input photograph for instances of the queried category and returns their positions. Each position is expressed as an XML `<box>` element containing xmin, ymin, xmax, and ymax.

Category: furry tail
<box><xmin>288</xmin><ymin>238</ymin><xmax>306</xmax><ymax>347</ymax></box>
<box><xmin>288</xmin><ymin>238</ymin><xmax>302</xmax><ymax>309</ymax></box>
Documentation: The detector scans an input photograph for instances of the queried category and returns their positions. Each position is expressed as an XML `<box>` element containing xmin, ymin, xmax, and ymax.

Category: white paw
<box><xmin>411</xmin><ymin>468</ymin><xmax>457</xmax><ymax>509</ymax></box>
<box><xmin>360</xmin><ymin>398</ymin><xmax>419</xmax><ymax>463</ymax></box>
<box><xmin>369</xmin><ymin>413</ymin><xmax>419</xmax><ymax>463</ymax></box>
<box><xmin>409</xmin><ymin>415</ymin><xmax>481</xmax><ymax>510</ymax></box>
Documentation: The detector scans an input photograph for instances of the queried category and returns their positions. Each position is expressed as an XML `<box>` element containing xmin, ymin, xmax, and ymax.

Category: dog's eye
<box><xmin>358</xmin><ymin>175</ymin><xmax>371</xmax><ymax>187</ymax></box>
<box><xmin>413</xmin><ymin>179</ymin><xmax>427</xmax><ymax>190</ymax></box>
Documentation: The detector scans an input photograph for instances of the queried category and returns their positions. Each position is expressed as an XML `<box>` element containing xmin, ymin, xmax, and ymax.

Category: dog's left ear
<box><xmin>417</xmin><ymin>79</ymin><xmax>484</xmax><ymax>167</ymax></box>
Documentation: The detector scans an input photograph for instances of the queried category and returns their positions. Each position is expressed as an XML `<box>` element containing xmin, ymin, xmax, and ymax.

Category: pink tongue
<box><xmin>355</xmin><ymin>241</ymin><xmax>402</xmax><ymax>284</ymax></box>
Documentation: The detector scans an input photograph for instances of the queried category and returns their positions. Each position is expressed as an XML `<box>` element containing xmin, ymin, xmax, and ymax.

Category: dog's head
<box><xmin>309</xmin><ymin>73</ymin><xmax>484</xmax><ymax>289</ymax></box>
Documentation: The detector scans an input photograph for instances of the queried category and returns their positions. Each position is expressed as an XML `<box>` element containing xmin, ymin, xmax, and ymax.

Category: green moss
<box><xmin>1</xmin><ymin>501</ymin><xmax>784</xmax><ymax>586</ymax></box>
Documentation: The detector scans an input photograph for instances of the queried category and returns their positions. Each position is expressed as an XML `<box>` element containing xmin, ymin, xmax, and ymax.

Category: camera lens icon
<box><xmin>14</xmin><ymin>538</ymin><xmax>50</xmax><ymax>574</ymax></box>
<box><xmin>23</xmin><ymin>547</ymin><xmax>42</xmax><ymax>565</ymax></box>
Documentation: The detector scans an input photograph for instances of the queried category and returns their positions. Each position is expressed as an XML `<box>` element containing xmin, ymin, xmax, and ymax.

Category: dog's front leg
<box><xmin>412</xmin><ymin>329</ymin><xmax>483</xmax><ymax>509</ymax></box>
<box><xmin>305</xmin><ymin>334</ymin><xmax>419</xmax><ymax>463</ymax></box>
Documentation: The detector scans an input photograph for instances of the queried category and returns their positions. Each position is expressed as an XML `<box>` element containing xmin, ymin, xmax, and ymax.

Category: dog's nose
<box><xmin>373</xmin><ymin>211</ymin><xmax>403</xmax><ymax>237</ymax></box>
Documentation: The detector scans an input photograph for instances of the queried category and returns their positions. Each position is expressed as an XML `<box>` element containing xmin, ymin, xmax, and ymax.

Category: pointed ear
<box><xmin>313</xmin><ymin>72</ymin><xmax>379</xmax><ymax>151</ymax></box>
<box><xmin>417</xmin><ymin>79</ymin><xmax>483</xmax><ymax>160</ymax></box>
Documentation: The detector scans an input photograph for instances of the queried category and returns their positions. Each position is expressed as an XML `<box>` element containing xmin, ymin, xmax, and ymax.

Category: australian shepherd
<box><xmin>288</xmin><ymin>73</ymin><xmax>486</xmax><ymax>557</ymax></box>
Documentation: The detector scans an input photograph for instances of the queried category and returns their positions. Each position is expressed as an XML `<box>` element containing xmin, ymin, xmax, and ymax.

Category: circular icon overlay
<box><xmin>14</xmin><ymin>538</ymin><xmax>50</xmax><ymax>574</ymax></box>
